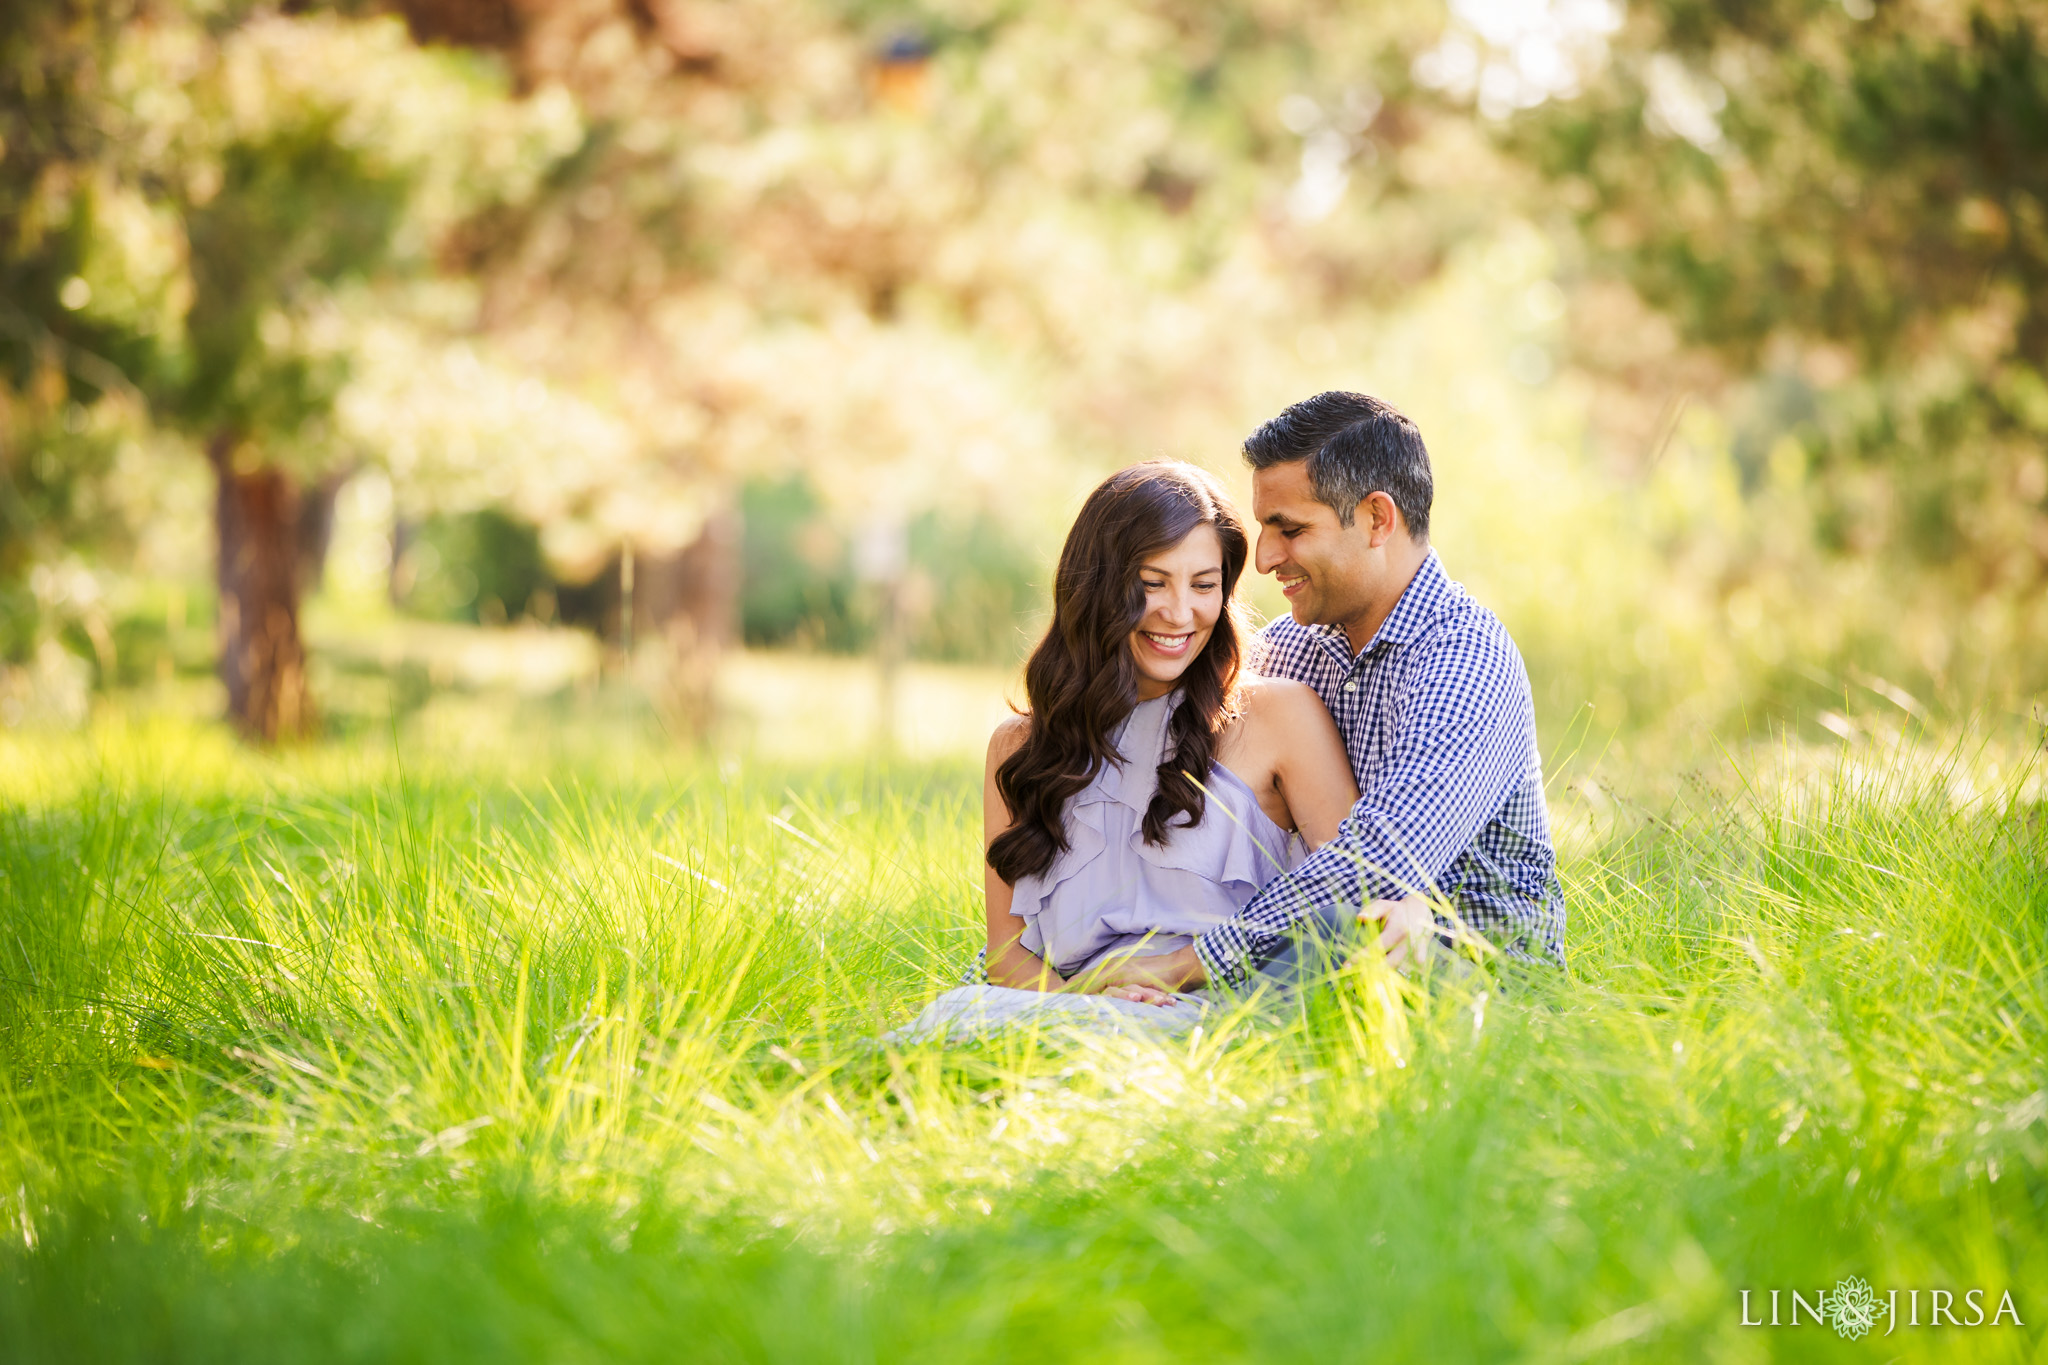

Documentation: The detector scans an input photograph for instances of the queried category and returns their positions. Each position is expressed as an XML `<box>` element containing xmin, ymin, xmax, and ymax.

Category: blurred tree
<box><xmin>175</xmin><ymin>116</ymin><xmax>410</xmax><ymax>739</ymax></box>
<box><xmin>0</xmin><ymin>0</ymin><xmax>154</xmax><ymax>668</ymax></box>
<box><xmin>26</xmin><ymin>0</ymin><xmax>1783</xmax><ymax>739</ymax></box>
<box><xmin>382</xmin><ymin>0</ymin><xmax>1488</xmax><ymax>699</ymax></box>
<box><xmin>4</xmin><ymin>3</ymin><xmax>591</xmax><ymax>739</ymax></box>
<box><xmin>1496</xmin><ymin>0</ymin><xmax>2048</xmax><ymax>681</ymax></box>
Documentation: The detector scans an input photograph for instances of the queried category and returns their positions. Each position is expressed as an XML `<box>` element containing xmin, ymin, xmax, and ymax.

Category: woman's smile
<box><xmin>1139</xmin><ymin>629</ymin><xmax>1195</xmax><ymax>657</ymax></box>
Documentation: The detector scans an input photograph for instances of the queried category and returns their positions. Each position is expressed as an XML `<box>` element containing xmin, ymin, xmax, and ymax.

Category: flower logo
<box><xmin>1828</xmin><ymin>1276</ymin><xmax>1880</xmax><ymax>1340</ymax></box>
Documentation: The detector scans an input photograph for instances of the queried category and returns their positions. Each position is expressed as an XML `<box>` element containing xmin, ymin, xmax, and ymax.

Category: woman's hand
<box><xmin>1079</xmin><ymin>944</ymin><xmax>1205</xmax><ymax>994</ymax></box>
<box><xmin>1101</xmin><ymin>983</ymin><xmax>1179</xmax><ymax>1007</ymax></box>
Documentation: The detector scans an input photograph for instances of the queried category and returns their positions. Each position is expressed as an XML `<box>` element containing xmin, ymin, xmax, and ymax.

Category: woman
<box><xmin>901</xmin><ymin>461</ymin><xmax>1359</xmax><ymax>1040</ymax></box>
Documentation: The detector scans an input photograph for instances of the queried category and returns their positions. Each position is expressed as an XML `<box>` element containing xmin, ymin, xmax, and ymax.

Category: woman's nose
<box><xmin>1155</xmin><ymin>587</ymin><xmax>1195</xmax><ymax>626</ymax></box>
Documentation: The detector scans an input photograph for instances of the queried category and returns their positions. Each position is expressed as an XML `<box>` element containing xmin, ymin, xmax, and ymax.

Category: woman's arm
<box><xmin>982</xmin><ymin>717</ymin><xmax>1066</xmax><ymax>991</ymax></box>
<box><xmin>984</xmin><ymin>717</ymin><xmax>1177</xmax><ymax>1006</ymax></box>
<box><xmin>1249</xmin><ymin>678</ymin><xmax>1359</xmax><ymax>849</ymax></box>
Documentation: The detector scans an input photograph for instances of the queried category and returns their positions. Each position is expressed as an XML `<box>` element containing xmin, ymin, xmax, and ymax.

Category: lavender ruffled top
<box><xmin>1010</xmin><ymin>690</ymin><xmax>1304</xmax><ymax>978</ymax></box>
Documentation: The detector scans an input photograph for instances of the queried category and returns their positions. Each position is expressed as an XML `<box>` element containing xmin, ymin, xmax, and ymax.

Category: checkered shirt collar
<box><xmin>1308</xmin><ymin>547</ymin><xmax>1450</xmax><ymax>660</ymax></box>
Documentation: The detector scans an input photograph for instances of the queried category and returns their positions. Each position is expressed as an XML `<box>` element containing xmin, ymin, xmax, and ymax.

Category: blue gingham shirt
<box><xmin>1196</xmin><ymin>549</ymin><xmax>1566</xmax><ymax>987</ymax></box>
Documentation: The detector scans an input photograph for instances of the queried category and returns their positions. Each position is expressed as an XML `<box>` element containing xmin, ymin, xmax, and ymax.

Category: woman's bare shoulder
<box><xmin>1233</xmin><ymin>674</ymin><xmax>1323</xmax><ymax>723</ymax></box>
<box><xmin>1218</xmin><ymin>675</ymin><xmax>1315</xmax><ymax>757</ymax></box>
<box><xmin>986</xmin><ymin>713</ymin><xmax>1032</xmax><ymax>767</ymax></box>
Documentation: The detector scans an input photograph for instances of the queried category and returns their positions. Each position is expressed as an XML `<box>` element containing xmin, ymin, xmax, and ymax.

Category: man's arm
<box><xmin>1193</xmin><ymin>631</ymin><xmax>1533</xmax><ymax>988</ymax></box>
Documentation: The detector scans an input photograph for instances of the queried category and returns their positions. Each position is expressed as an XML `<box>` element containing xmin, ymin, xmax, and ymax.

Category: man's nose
<box><xmin>1255</xmin><ymin>527</ymin><xmax>1285</xmax><ymax>574</ymax></box>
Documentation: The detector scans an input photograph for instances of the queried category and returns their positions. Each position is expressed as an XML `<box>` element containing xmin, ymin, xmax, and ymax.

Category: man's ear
<box><xmin>1361</xmin><ymin>491</ymin><xmax>1401</xmax><ymax>548</ymax></box>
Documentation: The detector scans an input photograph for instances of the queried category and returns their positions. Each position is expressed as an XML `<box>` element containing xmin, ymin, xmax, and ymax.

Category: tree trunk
<box><xmin>853</xmin><ymin>516</ymin><xmax>910</xmax><ymax>753</ymax></box>
<box><xmin>211</xmin><ymin>435</ymin><xmax>315</xmax><ymax>742</ymax></box>
<box><xmin>294</xmin><ymin>467</ymin><xmax>352</xmax><ymax>598</ymax></box>
<box><xmin>389</xmin><ymin>515</ymin><xmax>417</xmax><ymax>605</ymax></box>
<box><xmin>635</xmin><ymin>505</ymin><xmax>740</xmax><ymax>740</ymax></box>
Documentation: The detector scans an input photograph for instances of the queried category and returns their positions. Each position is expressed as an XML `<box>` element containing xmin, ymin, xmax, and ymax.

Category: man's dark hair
<box><xmin>1243</xmin><ymin>391</ymin><xmax>1433</xmax><ymax>538</ymax></box>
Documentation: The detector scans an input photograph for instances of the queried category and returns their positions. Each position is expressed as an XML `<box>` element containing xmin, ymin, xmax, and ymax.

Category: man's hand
<box><xmin>1359</xmin><ymin>896</ymin><xmax>1439</xmax><ymax>970</ymax></box>
<box><xmin>1072</xmin><ymin>944</ymin><xmax>1206</xmax><ymax>997</ymax></box>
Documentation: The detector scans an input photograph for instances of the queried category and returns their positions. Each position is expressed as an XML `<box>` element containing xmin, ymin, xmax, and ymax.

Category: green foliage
<box><xmin>739</xmin><ymin>474</ymin><xmax>859</xmax><ymax>652</ymax></box>
<box><xmin>1525</xmin><ymin>5</ymin><xmax>2048</xmax><ymax>365</ymax></box>
<box><xmin>0</xmin><ymin>0</ymin><xmax>158</xmax><ymax>402</ymax></box>
<box><xmin>5</xmin><ymin>0</ymin><xmax>2046</xmax><ymax>732</ymax></box>
<box><xmin>0</xmin><ymin>0</ymin><xmax>584</xmax><ymax>688</ymax></box>
<box><xmin>0</xmin><ymin>405</ymin><xmax>123</xmax><ymax>661</ymax></box>
<box><xmin>170</xmin><ymin>120</ymin><xmax>409</xmax><ymax>443</ymax></box>
<box><xmin>0</xmin><ymin>721</ymin><xmax>2042</xmax><ymax>1358</ymax></box>
<box><xmin>400</xmin><ymin>508</ymin><xmax>551</xmax><ymax>624</ymax></box>
<box><xmin>1504</xmin><ymin>0</ymin><xmax>2048</xmax><ymax>625</ymax></box>
<box><xmin>905</xmin><ymin>505</ymin><xmax>1043</xmax><ymax>663</ymax></box>
<box><xmin>739</xmin><ymin>473</ymin><xmax>1042</xmax><ymax>663</ymax></box>
<box><xmin>0</xmin><ymin>0</ymin><xmax>157</xmax><ymax>659</ymax></box>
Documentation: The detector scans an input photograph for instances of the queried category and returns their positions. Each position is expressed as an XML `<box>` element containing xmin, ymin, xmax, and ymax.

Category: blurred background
<box><xmin>4</xmin><ymin>0</ymin><xmax>2045</xmax><ymax>761</ymax></box>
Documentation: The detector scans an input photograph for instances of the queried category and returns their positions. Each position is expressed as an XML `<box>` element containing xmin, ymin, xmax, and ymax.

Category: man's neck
<box><xmin>1338</xmin><ymin>542</ymin><xmax>1430</xmax><ymax>657</ymax></box>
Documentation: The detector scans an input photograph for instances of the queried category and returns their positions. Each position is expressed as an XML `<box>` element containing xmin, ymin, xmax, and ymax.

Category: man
<box><xmin>1099</xmin><ymin>391</ymin><xmax>1566</xmax><ymax>993</ymax></box>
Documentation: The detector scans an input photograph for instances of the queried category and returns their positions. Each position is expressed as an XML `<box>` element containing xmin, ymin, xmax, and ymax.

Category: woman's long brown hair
<box><xmin>987</xmin><ymin>461</ymin><xmax>1249</xmax><ymax>884</ymax></box>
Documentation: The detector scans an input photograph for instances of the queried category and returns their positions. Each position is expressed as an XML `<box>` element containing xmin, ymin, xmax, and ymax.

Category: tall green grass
<box><xmin>0</xmin><ymin>717</ymin><xmax>2043</xmax><ymax>1362</ymax></box>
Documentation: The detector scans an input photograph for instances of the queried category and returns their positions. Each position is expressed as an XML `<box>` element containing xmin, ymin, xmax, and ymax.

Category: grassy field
<box><xmin>0</xmin><ymin>712</ymin><xmax>2043</xmax><ymax>1363</ymax></box>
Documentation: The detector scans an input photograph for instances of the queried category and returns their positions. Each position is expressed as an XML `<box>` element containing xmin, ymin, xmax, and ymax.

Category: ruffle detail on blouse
<box><xmin>1008</xmin><ymin>693</ymin><xmax>1301</xmax><ymax>974</ymax></box>
<box><xmin>1134</xmin><ymin>763</ymin><xmax>1301</xmax><ymax>891</ymax></box>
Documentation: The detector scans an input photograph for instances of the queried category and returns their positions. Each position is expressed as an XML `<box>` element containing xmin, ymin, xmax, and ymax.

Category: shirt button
<box><xmin>1343</xmin><ymin>681</ymin><xmax>1358</xmax><ymax>693</ymax></box>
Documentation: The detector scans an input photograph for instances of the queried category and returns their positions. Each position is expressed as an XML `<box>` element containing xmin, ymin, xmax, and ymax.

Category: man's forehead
<box><xmin>1251</xmin><ymin>462</ymin><xmax>1325</xmax><ymax>520</ymax></box>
